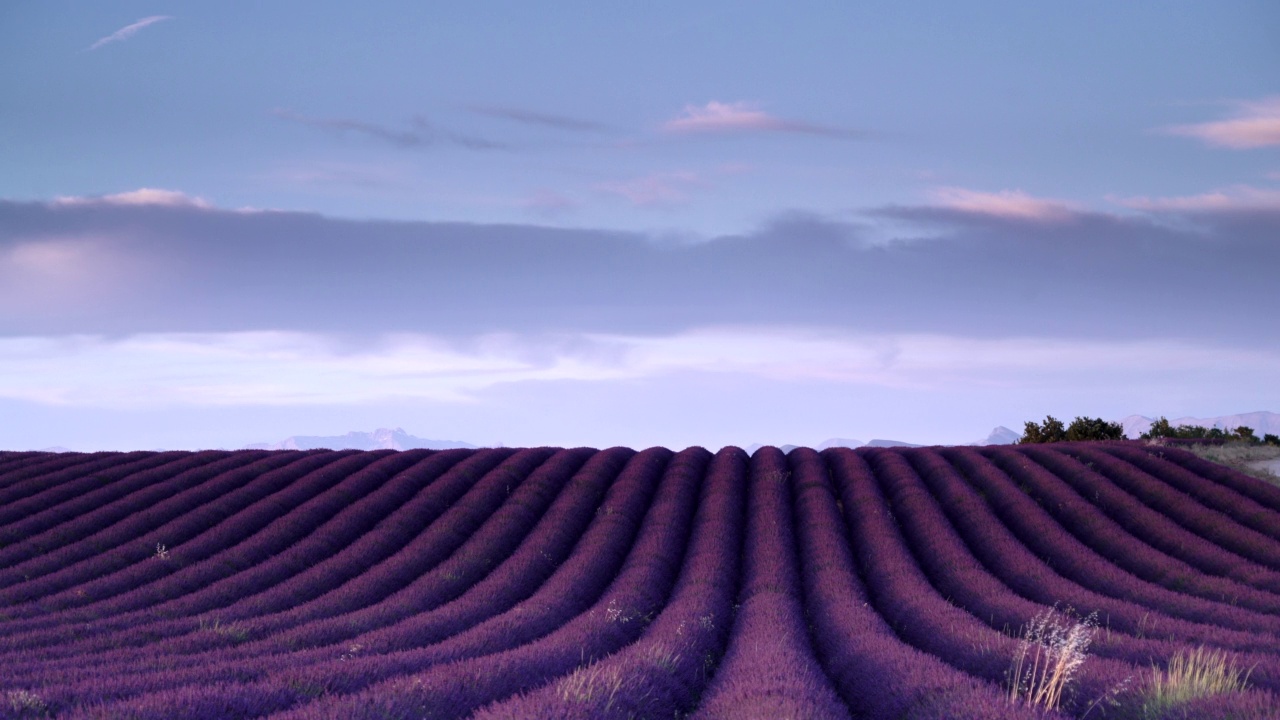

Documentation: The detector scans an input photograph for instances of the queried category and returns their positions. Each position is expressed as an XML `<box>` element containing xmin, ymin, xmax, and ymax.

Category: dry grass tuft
<box><xmin>1143</xmin><ymin>645</ymin><xmax>1253</xmax><ymax>716</ymax></box>
<box><xmin>1007</xmin><ymin>608</ymin><xmax>1097</xmax><ymax>710</ymax></box>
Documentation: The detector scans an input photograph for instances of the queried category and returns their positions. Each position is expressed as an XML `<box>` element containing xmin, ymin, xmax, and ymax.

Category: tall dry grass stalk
<box><xmin>1007</xmin><ymin>608</ymin><xmax>1097</xmax><ymax>710</ymax></box>
<box><xmin>1144</xmin><ymin>645</ymin><xmax>1253</xmax><ymax>715</ymax></box>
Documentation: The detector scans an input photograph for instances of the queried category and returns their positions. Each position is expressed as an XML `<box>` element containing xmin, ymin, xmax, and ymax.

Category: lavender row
<box><xmin>6</xmin><ymin>447</ymin><xmax>604</xmax><ymax>712</ymax></box>
<box><xmin>982</xmin><ymin>447</ymin><xmax>1280</xmax><ymax>615</ymax></box>
<box><xmin>1100</xmin><ymin>444</ymin><xmax>1280</xmax><ymax>541</ymax></box>
<box><xmin>1064</xmin><ymin>445</ymin><xmax>1280</xmax><ymax>568</ymax></box>
<box><xmin>792</xmin><ymin>448</ymin><xmax>1061</xmax><ymax>720</ymax></box>
<box><xmin>1019</xmin><ymin>446</ymin><xmax>1280</xmax><ymax>594</ymax></box>
<box><xmin>0</xmin><ymin>449</ymin><xmax>387</xmax><ymax>654</ymax></box>
<box><xmin>0</xmin><ymin>449</ymin><xmax>343</xmax><ymax>621</ymax></box>
<box><xmin>467</xmin><ymin>447</ymin><xmax>738</xmax><ymax>720</ymax></box>
<box><xmin>0</xmin><ymin>451</ymin><xmax>192</xmax><ymax>546</ymax></box>
<box><xmin>684</xmin><ymin>446</ymin><xmax>850</xmax><ymax>719</ymax></box>
<box><xmin>0</xmin><ymin>450</ymin><xmax>272</xmax><ymax>582</ymax></box>
<box><xmin>0</xmin><ymin>452</ymin><xmax>102</xmax><ymax>491</ymax></box>
<box><xmin>0</xmin><ymin>452</ymin><xmax>229</xmax><ymax>567</ymax></box>
<box><xmin>894</xmin><ymin>449</ymin><xmax>1280</xmax><ymax>694</ymax></box>
<box><xmin>0</xmin><ymin>451</ymin><xmax>154</xmax><ymax>510</ymax></box>
<box><xmin>268</xmin><ymin>446</ymin><xmax>636</xmax><ymax>655</ymax></box>
<box><xmin>941</xmin><ymin>447</ymin><xmax>1280</xmax><ymax>637</ymax></box>
<box><xmin>1129</xmin><ymin>443</ymin><xmax>1280</xmax><ymax>514</ymax></box>
<box><xmin>117</xmin><ymin>445</ymin><xmax>640</xmax><ymax>702</ymax></box>
<box><xmin>0</xmin><ymin>447</ymin><xmax>504</xmax><ymax>680</ymax></box>
<box><xmin>69</xmin><ymin>446</ymin><xmax>699</xmax><ymax>719</ymax></box>
<box><xmin>121</xmin><ymin>448</ymin><xmax>512</xmax><ymax>634</ymax></box>
<box><xmin>260</xmin><ymin>445</ymin><xmax>714</xmax><ymax>720</ymax></box>
<box><xmin>827</xmin><ymin>447</ymin><xmax>1142</xmax><ymax>718</ymax></box>
<box><xmin>0</xmin><ymin>451</ymin><xmax>41</xmax><ymax>475</ymax></box>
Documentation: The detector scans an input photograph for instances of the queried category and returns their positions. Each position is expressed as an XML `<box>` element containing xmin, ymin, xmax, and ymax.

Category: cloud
<box><xmin>1</xmin><ymin>197</ymin><xmax>1275</xmax><ymax>350</ymax></box>
<box><xmin>52</xmin><ymin>188</ymin><xmax>211</xmax><ymax>209</ymax></box>
<box><xmin>86</xmin><ymin>16</ymin><xmax>173</xmax><ymax>52</ymax></box>
<box><xmin>271</xmin><ymin>162</ymin><xmax>406</xmax><ymax>189</ymax></box>
<box><xmin>468</xmin><ymin>105</ymin><xmax>609</xmax><ymax>132</ymax></box>
<box><xmin>662</xmin><ymin>101</ymin><xmax>860</xmax><ymax>137</ymax></box>
<box><xmin>596</xmin><ymin>171</ymin><xmax>704</xmax><ymax>207</ymax></box>
<box><xmin>0</xmin><ymin>235</ymin><xmax>157</xmax><ymax>318</ymax></box>
<box><xmin>272</xmin><ymin>109</ymin><xmax>507</xmax><ymax>150</ymax></box>
<box><xmin>2</xmin><ymin>328</ymin><xmax>1273</xmax><ymax>409</ymax></box>
<box><xmin>929</xmin><ymin>187</ymin><xmax>1079</xmax><ymax>222</ymax></box>
<box><xmin>0</xmin><ymin>331</ymin><xmax>628</xmax><ymax>407</ymax></box>
<box><xmin>1112</xmin><ymin>185</ymin><xmax>1280</xmax><ymax>213</ymax></box>
<box><xmin>519</xmin><ymin>189</ymin><xmax>580</xmax><ymax>215</ymax></box>
<box><xmin>1161</xmin><ymin>97</ymin><xmax>1280</xmax><ymax>149</ymax></box>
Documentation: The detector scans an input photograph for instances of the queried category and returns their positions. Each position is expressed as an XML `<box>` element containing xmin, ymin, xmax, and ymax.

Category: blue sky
<box><xmin>1</xmin><ymin>2</ymin><xmax>1278</xmax><ymax>450</ymax></box>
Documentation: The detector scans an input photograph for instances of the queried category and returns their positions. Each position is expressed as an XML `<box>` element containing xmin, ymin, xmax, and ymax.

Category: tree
<box><xmin>1140</xmin><ymin>417</ymin><xmax>1263</xmax><ymax>444</ymax></box>
<box><xmin>1020</xmin><ymin>415</ymin><xmax>1125</xmax><ymax>443</ymax></box>
<box><xmin>1019</xmin><ymin>416</ymin><xmax>1067</xmax><ymax>444</ymax></box>
<box><xmin>1065</xmin><ymin>416</ymin><xmax>1125</xmax><ymax>441</ymax></box>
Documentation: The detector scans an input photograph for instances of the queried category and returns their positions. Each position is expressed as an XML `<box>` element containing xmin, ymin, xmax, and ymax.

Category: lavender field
<box><xmin>2</xmin><ymin>442</ymin><xmax>1279</xmax><ymax>719</ymax></box>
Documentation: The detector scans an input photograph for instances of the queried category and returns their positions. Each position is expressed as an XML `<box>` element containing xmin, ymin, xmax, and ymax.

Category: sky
<box><xmin>1</xmin><ymin>1</ymin><xmax>1278</xmax><ymax>451</ymax></box>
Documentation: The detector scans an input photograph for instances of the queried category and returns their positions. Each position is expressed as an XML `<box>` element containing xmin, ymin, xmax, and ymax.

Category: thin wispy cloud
<box><xmin>662</xmin><ymin>101</ymin><xmax>860</xmax><ymax>138</ymax></box>
<box><xmin>272</xmin><ymin>109</ymin><xmax>425</xmax><ymax>148</ymax></box>
<box><xmin>272</xmin><ymin>109</ymin><xmax>508</xmax><ymax>151</ymax></box>
<box><xmin>469</xmin><ymin>105</ymin><xmax>609</xmax><ymax>132</ymax></box>
<box><xmin>1162</xmin><ymin>97</ymin><xmax>1280</xmax><ymax>149</ymax></box>
<box><xmin>931</xmin><ymin>187</ymin><xmax>1078</xmax><ymax>222</ymax></box>
<box><xmin>519</xmin><ymin>189</ymin><xmax>580</xmax><ymax>216</ymax></box>
<box><xmin>86</xmin><ymin>16</ymin><xmax>173</xmax><ymax>52</ymax></box>
<box><xmin>1113</xmin><ymin>184</ymin><xmax>1280</xmax><ymax>213</ymax></box>
<box><xmin>271</xmin><ymin>162</ymin><xmax>406</xmax><ymax>189</ymax></box>
<box><xmin>597</xmin><ymin>171</ymin><xmax>705</xmax><ymax>207</ymax></box>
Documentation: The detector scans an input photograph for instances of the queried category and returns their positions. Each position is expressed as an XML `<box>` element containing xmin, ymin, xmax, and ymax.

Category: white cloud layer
<box><xmin>53</xmin><ymin>188</ymin><xmax>210</xmax><ymax>208</ymax></box>
<box><xmin>2</xmin><ymin>328</ymin><xmax>1273</xmax><ymax>408</ymax></box>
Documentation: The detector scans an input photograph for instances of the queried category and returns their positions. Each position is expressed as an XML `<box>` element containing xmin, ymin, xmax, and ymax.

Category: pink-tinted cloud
<box><xmin>520</xmin><ymin>189</ymin><xmax>579</xmax><ymax>215</ymax></box>
<box><xmin>1162</xmin><ymin>97</ymin><xmax>1280</xmax><ymax>149</ymax></box>
<box><xmin>662</xmin><ymin>101</ymin><xmax>859</xmax><ymax>137</ymax></box>
<box><xmin>86</xmin><ymin>16</ymin><xmax>173</xmax><ymax>52</ymax></box>
<box><xmin>1112</xmin><ymin>185</ymin><xmax>1280</xmax><ymax>213</ymax></box>
<box><xmin>931</xmin><ymin>187</ymin><xmax>1078</xmax><ymax>222</ymax></box>
<box><xmin>597</xmin><ymin>171</ymin><xmax>704</xmax><ymax>207</ymax></box>
<box><xmin>53</xmin><ymin>188</ymin><xmax>211</xmax><ymax>209</ymax></box>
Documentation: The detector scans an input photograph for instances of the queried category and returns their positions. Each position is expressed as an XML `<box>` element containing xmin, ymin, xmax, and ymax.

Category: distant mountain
<box><xmin>864</xmin><ymin>438</ymin><xmax>925</xmax><ymax>448</ymax></box>
<box><xmin>246</xmin><ymin>428</ymin><xmax>476</xmax><ymax>451</ymax></box>
<box><xmin>744</xmin><ymin>438</ymin><xmax>916</xmax><ymax>453</ymax></box>
<box><xmin>815</xmin><ymin>438</ymin><xmax>866</xmax><ymax>450</ymax></box>
<box><xmin>1120</xmin><ymin>411</ymin><xmax>1280</xmax><ymax>439</ymax></box>
<box><xmin>969</xmin><ymin>426</ymin><xmax>1021</xmax><ymax>446</ymax></box>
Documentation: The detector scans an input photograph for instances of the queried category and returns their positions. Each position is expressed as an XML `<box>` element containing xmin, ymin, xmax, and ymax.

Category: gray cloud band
<box><xmin>1</xmin><ymin>200</ymin><xmax>1275</xmax><ymax>349</ymax></box>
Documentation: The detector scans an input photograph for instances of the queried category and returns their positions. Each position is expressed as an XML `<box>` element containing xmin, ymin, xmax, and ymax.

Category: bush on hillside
<box><xmin>1140</xmin><ymin>417</ymin><xmax>1268</xmax><ymax>444</ymax></box>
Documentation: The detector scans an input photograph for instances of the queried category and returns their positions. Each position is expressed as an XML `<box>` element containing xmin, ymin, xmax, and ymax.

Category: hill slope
<box><xmin>1</xmin><ymin>443</ymin><xmax>1278</xmax><ymax>718</ymax></box>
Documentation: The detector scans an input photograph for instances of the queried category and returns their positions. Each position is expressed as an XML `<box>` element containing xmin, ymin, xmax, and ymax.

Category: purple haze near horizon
<box><xmin>1</xmin><ymin>2</ymin><xmax>1277</xmax><ymax>450</ymax></box>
